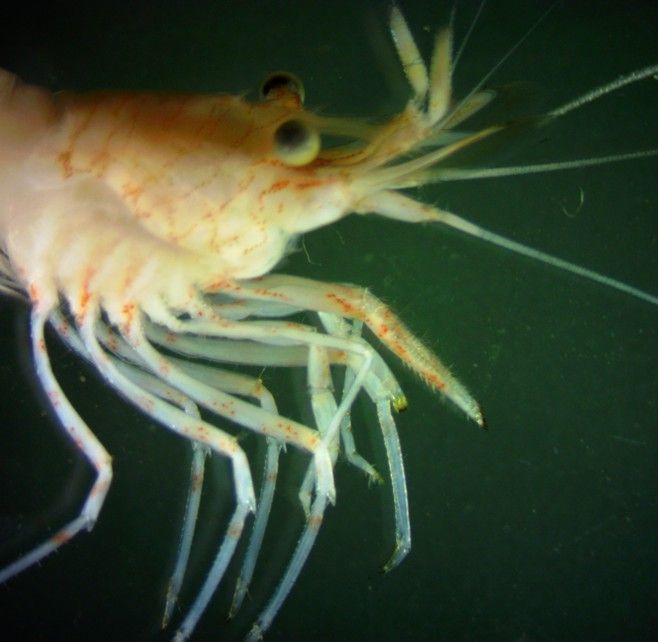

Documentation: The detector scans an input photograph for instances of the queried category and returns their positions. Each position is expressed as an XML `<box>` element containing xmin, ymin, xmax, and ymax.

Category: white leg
<box><xmin>298</xmin><ymin>334</ymin><xmax>382</xmax><ymax>513</ymax></box>
<box><xmin>150</xmin><ymin>306</ymin><xmax>410</xmax><ymax>564</ymax></box>
<box><xmin>50</xmin><ymin>309</ymin><xmax>212</xmax><ymax>625</ymax></box>
<box><xmin>123</xmin><ymin>314</ymin><xmax>335</xmax><ymax>502</ymax></box>
<box><xmin>230</xmin><ymin>274</ymin><xmax>481</xmax><ymax>423</ymax></box>
<box><xmin>141</xmin><ymin>305</ymin><xmax>386</xmax><ymax>496</ymax></box>
<box><xmin>246</xmin><ymin>349</ymin><xmax>341</xmax><ymax>641</ymax></box>
<box><xmin>148</xmin><ymin>322</ymin><xmax>399</xmax><ymax>479</ymax></box>
<box><xmin>155</xmin><ymin>307</ymin><xmax>375</xmax><ymax>457</ymax></box>
<box><xmin>0</xmin><ymin>308</ymin><xmax>112</xmax><ymax>583</ymax></box>
<box><xmin>90</xmin><ymin>325</ymin><xmax>284</xmax><ymax>633</ymax></box>
<box><xmin>170</xmin><ymin>359</ymin><xmax>283</xmax><ymax>622</ymax></box>
<box><xmin>147</xmin><ymin>319</ymin><xmax>405</xmax><ymax>409</ymax></box>
<box><xmin>246</xmin><ymin>489</ymin><xmax>328</xmax><ymax>642</ymax></box>
<box><xmin>208</xmin><ymin>280</ymin><xmax>417</xmax><ymax>568</ymax></box>
<box><xmin>229</xmin><ymin>438</ymin><xmax>280</xmax><ymax>618</ymax></box>
<box><xmin>296</xmin><ymin>344</ymin><xmax>342</xmax><ymax>515</ymax></box>
<box><xmin>149</xmin><ymin>299</ymin><xmax>412</xmax><ymax>599</ymax></box>
<box><xmin>162</xmin><ymin>440</ymin><xmax>207</xmax><ymax>628</ymax></box>
<box><xmin>244</xmin><ymin>313</ymin><xmax>401</xmax><ymax>640</ymax></box>
<box><xmin>74</xmin><ymin>309</ymin><xmax>256</xmax><ymax>642</ymax></box>
<box><xmin>150</xmin><ymin>323</ymin><xmax>395</xmax><ymax>485</ymax></box>
<box><xmin>320</xmin><ymin>315</ymin><xmax>382</xmax><ymax>481</ymax></box>
<box><xmin>320</xmin><ymin>312</ymin><xmax>411</xmax><ymax>570</ymax></box>
<box><xmin>111</xmin><ymin>356</ymin><xmax>209</xmax><ymax>629</ymax></box>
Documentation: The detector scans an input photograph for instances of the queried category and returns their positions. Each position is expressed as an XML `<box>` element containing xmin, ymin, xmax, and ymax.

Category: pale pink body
<box><xmin>0</xmin><ymin>83</ymin><xmax>352</xmax><ymax>315</ymax></box>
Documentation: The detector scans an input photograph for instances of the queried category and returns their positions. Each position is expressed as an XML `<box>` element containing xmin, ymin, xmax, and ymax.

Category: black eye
<box><xmin>260</xmin><ymin>71</ymin><xmax>305</xmax><ymax>103</ymax></box>
<box><xmin>273</xmin><ymin>118</ymin><xmax>320</xmax><ymax>166</ymax></box>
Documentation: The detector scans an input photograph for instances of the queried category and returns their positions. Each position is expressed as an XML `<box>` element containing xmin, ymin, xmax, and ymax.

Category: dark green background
<box><xmin>0</xmin><ymin>2</ymin><xmax>656</xmax><ymax>640</ymax></box>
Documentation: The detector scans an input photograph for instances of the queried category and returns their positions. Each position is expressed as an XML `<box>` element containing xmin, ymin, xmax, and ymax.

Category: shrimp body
<box><xmin>0</xmin><ymin>84</ymin><xmax>354</xmax><ymax>315</ymax></box>
<box><xmin>0</xmin><ymin>6</ymin><xmax>656</xmax><ymax>641</ymax></box>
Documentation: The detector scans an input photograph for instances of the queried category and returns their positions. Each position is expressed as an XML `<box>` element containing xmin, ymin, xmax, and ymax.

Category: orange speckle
<box><xmin>308</xmin><ymin>434</ymin><xmax>320</xmax><ymax>448</ymax></box>
<box><xmin>206</xmin><ymin>279</ymin><xmax>239</xmax><ymax>293</ymax></box>
<box><xmin>252</xmin><ymin>287</ymin><xmax>288</xmax><ymax>301</ymax></box>
<box><xmin>308</xmin><ymin>514</ymin><xmax>323</xmax><ymax>530</ymax></box>
<box><xmin>79</xmin><ymin>269</ymin><xmax>94</xmax><ymax>313</ymax></box>
<box><xmin>425</xmin><ymin>372</ymin><xmax>446</xmax><ymax>391</ymax></box>
<box><xmin>192</xmin><ymin>472</ymin><xmax>204</xmax><ymax>490</ymax></box>
<box><xmin>58</xmin><ymin>150</ymin><xmax>73</xmax><ymax>178</ymax></box>
<box><xmin>326</xmin><ymin>292</ymin><xmax>355</xmax><ymax>316</ymax></box>
<box><xmin>138</xmin><ymin>395</ymin><xmax>155</xmax><ymax>413</ymax></box>
<box><xmin>294</xmin><ymin>179</ymin><xmax>324</xmax><ymax>190</ymax></box>
<box><xmin>122</xmin><ymin>180</ymin><xmax>144</xmax><ymax>202</ymax></box>
<box><xmin>194</xmin><ymin>424</ymin><xmax>209</xmax><ymax>439</ymax></box>
<box><xmin>266</xmin><ymin>179</ymin><xmax>290</xmax><ymax>194</ymax></box>
<box><xmin>54</xmin><ymin>531</ymin><xmax>72</xmax><ymax>545</ymax></box>
<box><xmin>90</xmin><ymin>478</ymin><xmax>111</xmax><ymax>497</ymax></box>
<box><xmin>121</xmin><ymin>302</ymin><xmax>135</xmax><ymax>332</ymax></box>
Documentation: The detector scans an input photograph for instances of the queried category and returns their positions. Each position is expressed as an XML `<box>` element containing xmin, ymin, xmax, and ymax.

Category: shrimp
<box><xmin>0</xmin><ymin>3</ymin><xmax>656</xmax><ymax>640</ymax></box>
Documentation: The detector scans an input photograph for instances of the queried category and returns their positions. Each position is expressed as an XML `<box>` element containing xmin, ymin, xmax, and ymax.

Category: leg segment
<box><xmin>0</xmin><ymin>308</ymin><xmax>112</xmax><ymax>583</ymax></box>
<box><xmin>230</xmin><ymin>274</ymin><xmax>484</xmax><ymax>425</ymax></box>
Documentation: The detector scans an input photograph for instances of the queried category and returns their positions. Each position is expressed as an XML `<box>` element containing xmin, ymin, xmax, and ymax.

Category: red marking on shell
<box><xmin>425</xmin><ymin>372</ymin><xmax>446</xmax><ymax>391</ymax></box>
<box><xmin>47</xmin><ymin>390</ymin><xmax>60</xmax><ymax>407</ymax></box>
<box><xmin>308</xmin><ymin>514</ymin><xmax>324</xmax><ymax>530</ymax></box>
<box><xmin>121</xmin><ymin>303</ymin><xmax>135</xmax><ymax>332</ymax></box>
<box><xmin>294</xmin><ymin>179</ymin><xmax>324</xmax><ymax>190</ymax></box>
<box><xmin>214</xmin><ymin>400</ymin><xmax>236</xmax><ymax>417</ymax></box>
<box><xmin>392</xmin><ymin>342</ymin><xmax>407</xmax><ymax>358</ymax></box>
<box><xmin>192</xmin><ymin>472</ymin><xmax>204</xmax><ymax>490</ymax></box>
<box><xmin>206</xmin><ymin>278</ymin><xmax>235</xmax><ymax>292</ymax></box>
<box><xmin>308</xmin><ymin>434</ymin><xmax>320</xmax><ymax>448</ymax></box>
<box><xmin>58</xmin><ymin>150</ymin><xmax>73</xmax><ymax>178</ymax></box>
<box><xmin>90</xmin><ymin>478</ymin><xmax>111</xmax><ymax>497</ymax></box>
<box><xmin>195</xmin><ymin>424</ymin><xmax>209</xmax><ymax>439</ymax></box>
<box><xmin>264</xmin><ymin>179</ymin><xmax>290</xmax><ymax>194</ymax></box>
<box><xmin>227</xmin><ymin>524</ymin><xmax>244</xmax><ymax>539</ymax></box>
<box><xmin>325</xmin><ymin>292</ymin><xmax>355</xmax><ymax>316</ymax></box>
<box><xmin>54</xmin><ymin>531</ymin><xmax>72</xmax><ymax>545</ymax></box>
<box><xmin>121</xmin><ymin>180</ymin><xmax>144</xmax><ymax>203</ymax></box>
<box><xmin>139</xmin><ymin>395</ymin><xmax>155</xmax><ymax>413</ymax></box>
<box><xmin>79</xmin><ymin>269</ymin><xmax>94</xmax><ymax>314</ymax></box>
<box><xmin>252</xmin><ymin>288</ymin><xmax>288</xmax><ymax>301</ymax></box>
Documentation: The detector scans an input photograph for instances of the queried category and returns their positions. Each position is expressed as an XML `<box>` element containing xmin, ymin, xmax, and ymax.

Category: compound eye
<box><xmin>273</xmin><ymin>118</ymin><xmax>320</xmax><ymax>166</ymax></box>
<box><xmin>260</xmin><ymin>71</ymin><xmax>305</xmax><ymax>104</ymax></box>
